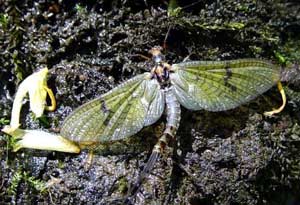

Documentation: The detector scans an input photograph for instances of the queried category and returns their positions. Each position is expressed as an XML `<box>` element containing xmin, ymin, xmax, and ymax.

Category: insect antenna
<box><xmin>163</xmin><ymin>25</ymin><xmax>172</xmax><ymax>51</ymax></box>
<box><xmin>180</xmin><ymin>0</ymin><xmax>204</xmax><ymax>10</ymax></box>
<box><xmin>163</xmin><ymin>0</ymin><xmax>204</xmax><ymax>52</ymax></box>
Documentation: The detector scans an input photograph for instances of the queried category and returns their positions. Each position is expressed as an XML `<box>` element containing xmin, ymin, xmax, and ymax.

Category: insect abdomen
<box><xmin>165</xmin><ymin>87</ymin><xmax>181</xmax><ymax>136</ymax></box>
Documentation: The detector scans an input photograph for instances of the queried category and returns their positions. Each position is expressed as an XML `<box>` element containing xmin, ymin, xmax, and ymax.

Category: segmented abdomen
<box><xmin>165</xmin><ymin>87</ymin><xmax>181</xmax><ymax>136</ymax></box>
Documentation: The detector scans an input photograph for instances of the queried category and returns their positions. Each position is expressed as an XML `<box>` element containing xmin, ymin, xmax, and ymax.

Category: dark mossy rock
<box><xmin>0</xmin><ymin>0</ymin><xmax>300</xmax><ymax>204</ymax></box>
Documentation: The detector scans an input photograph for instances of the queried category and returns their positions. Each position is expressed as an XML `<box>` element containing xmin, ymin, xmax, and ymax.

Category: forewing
<box><xmin>170</xmin><ymin>59</ymin><xmax>280</xmax><ymax>111</ymax></box>
<box><xmin>61</xmin><ymin>73</ymin><xmax>164</xmax><ymax>142</ymax></box>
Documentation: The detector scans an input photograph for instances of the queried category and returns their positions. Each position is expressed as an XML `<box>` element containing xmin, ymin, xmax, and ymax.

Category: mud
<box><xmin>0</xmin><ymin>0</ymin><xmax>300</xmax><ymax>204</ymax></box>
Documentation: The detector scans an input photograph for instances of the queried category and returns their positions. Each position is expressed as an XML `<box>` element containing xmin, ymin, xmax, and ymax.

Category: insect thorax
<box><xmin>149</xmin><ymin>47</ymin><xmax>172</xmax><ymax>88</ymax></box>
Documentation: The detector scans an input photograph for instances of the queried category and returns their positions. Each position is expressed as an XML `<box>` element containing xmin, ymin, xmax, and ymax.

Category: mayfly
<box><xmin>2</xmin><ymin>46</ymin><xmax>285</xmax><ymax>203</ymax></box>
<box><xmin>61</xmin><ymin>46</ymin><xmax>284</xmax><ymax>202</ymax></box>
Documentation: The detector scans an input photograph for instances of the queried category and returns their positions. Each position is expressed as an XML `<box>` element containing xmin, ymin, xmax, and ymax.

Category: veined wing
<box><xmin>61</xmin><ymin>73</ymin><xmax>164</xmax><ymax>142</ymax></box>
<box><xmin>170</xmin><ymin>59</ymin><xmax>280</xmax><ymax>111</ymax></box>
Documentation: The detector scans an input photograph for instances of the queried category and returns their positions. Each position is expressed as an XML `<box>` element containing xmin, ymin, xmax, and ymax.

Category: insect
<box><xmin>2</xmin><ymin>46</ymin><xmax>285</xmax><ymax>203</ymax></box>
<box><xmin>60</xmin><ymin>46</ymin><xmax>284</xmax><ymax>202</ymax></box>
<box><xmin>61</xmin><ymin>46</ymin><xmax>282</xmax><ymax>146</ymax></box>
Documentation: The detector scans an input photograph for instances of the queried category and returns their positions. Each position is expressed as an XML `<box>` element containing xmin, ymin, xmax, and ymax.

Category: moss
<box><xmin>7</xmin><ymin>169</ymin><xmax>22</xmax><ymax>196</ymax></box>
<box><xmin>0</xmin><ymin>117</ymin><xmax>9</xmax><ymax>126</ymax></box>
<box><xmin>8</xmin><ymin>169</ymin><xmax>46</xmax><ymax>196</ymax></box>
<box><xmin>0</xmin><ymin>13</ymin><xmax>9</xmax><ymax>30</ymax></box>
<box><xmin>23</xmin><ymin>171</ymin><xmax>47</xmax><ymax>193</ymax></box>
<box><xmin>116</xmin><ymin>176</ymin><xmax>129</xmax><ymax>194</ymax></box>
<box><xmin>278</xmin><ymin>38</ymin><xmax>300</xmax><ymax>63</ymax></box>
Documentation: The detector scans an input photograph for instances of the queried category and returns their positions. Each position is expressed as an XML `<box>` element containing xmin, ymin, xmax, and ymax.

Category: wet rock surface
<box><xmin>0</xmin><ymin>0</ymin><xmax>300</xmax><ymax>204</ymax></box>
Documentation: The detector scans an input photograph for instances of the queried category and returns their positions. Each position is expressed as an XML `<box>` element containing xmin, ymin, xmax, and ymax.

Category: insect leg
<box><xmin>130</xmin><ymin>53</ymin><xmax>151</xmax><ymax>61</ymax></box>
<box><xmin>264</xmin><ymin>81</ymin><xmax>286</xmax><ymax>116</ymax></box>
<box><xmin>84</xmin><ymin>150</ymin><xmax>94</xmax><ymax>171</ymax></box>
